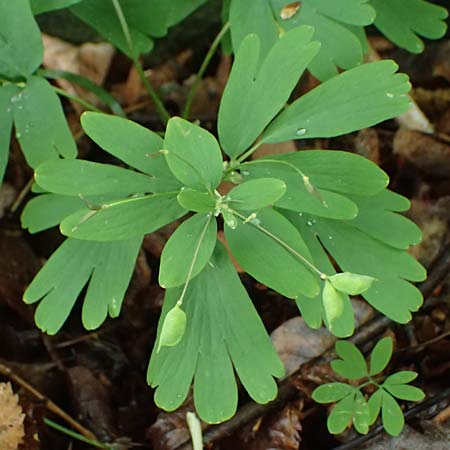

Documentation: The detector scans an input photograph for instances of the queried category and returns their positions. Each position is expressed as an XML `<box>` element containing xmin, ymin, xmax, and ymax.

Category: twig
<box><xmin>174</xmin><ymin>243</ymin><xmax>450</xmax><ymax>450</ymax></box>
<box><xmin>0</xmin><ymin>362</ymin><xmax>99</xmax><ymax>442</ymax></box>
<box><xmin>9</xmin><ymin>176</ymin><xmax>34</xmax><ymax>214</ymax></box>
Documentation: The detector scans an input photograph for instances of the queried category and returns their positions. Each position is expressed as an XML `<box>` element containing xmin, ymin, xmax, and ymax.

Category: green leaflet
<box><xmin>331</xmin><ymin>341</ymin><xmax>368</xmax><ymax>380</ymax></box>
<box><xmin>329</xmin><ymin>273</ymin><xmax>375</xmax><ymax>296</ymax></box>
<box><xmin>177</xmin><ymin>188</ymin><xmax>216</xmax><ymax>213</ymax></box>
<box><xmin>327</xmin><ymin>393</ymin><xmax>355</xmax><ymax>434</ymax></box>
<box><xmin>165</xmin><ymin>0</ymin><xmax>208</xmax><ymax>27</ymax></box>
<box><xmin>384</xmin><ymin>384</ymin><xmax>425</xmax><ymax>402</ymax></box>
<box><xmin>31</xmin><ymin>0</ymin><xmax>82</xmax><ymax>14</ymax></box>
<box><xmin>369</xmin><ymin>336</ymin><xmax>393</xmax><ymax>376</ymax></box>
<box><xmin>0</xmin><ymin>0</ymin><xmax>43</xmax><ymax>80</ymax></box>
<box><xmin>368</xmin><ymin>390</ymin><xmax>383</xmax><ymax>425</ymax></box>
<box><xmin>371</xmin><ymin>0</ymin><xmax>448</xmax><ymax>54</ymax></box>
<box><xmin>322</xmin><ymin>280</ymin><xmax>345</xmax><ymax>326</ymax></box>
<box><xmin>24</xmin><ymin>237</ymin><xmax>142</xmax><ymax>333</ymax></box>
<box><xmin>218</xmin><ymin>27</ymin><xmax>320</xmax><ymax>158</ymax></box>
<box><xmin>226</xmin><ymin>178</ymin><xmax>287</xmax><ymax>211</ymax></box>
<box><xmin>225</xmin><ymin>208</ymin><xmax>320</xmax><ymax>299</ymax></box>
<box><xmin>381</xmin><ymin>391</ymin><xmax>404</xmax><ymax>436</ymax></box>
<box><xmin>384</xmin><ymin>371</ymin><xmax>417</xmax><ymax>385</ymax></box>
<box><xmin>35</xmin><ymin>160</ymin><xmax>158</xmax><ymax>196</ymax></box>
<box><xmin>164</xmin><ymin>117</ymin><xmax>223</xmax><ymax>191</ymax></box>
<box><xmin>159</xmin><ymin>213</ymin><xmax>217</xmax><ymax>289</ymax></box>
<box><xmin>12</xmin><ymin>76</ymin><xmax>77</xmax><ymax>168</ymax></box>
<box><xmin>263</xmin><ymin>61</ymin><xmax>411</xmax><ymax>144</ymax></box>
<box><xmin>60</xmin><ymin>193</ymin><xmax>186</xmax><ymax>241</ymax></box>
<box><xmin>81</xmin><ymin>112</ymin><xmax>180</xmax><ymax>192</ymax></box>
<box><xmin>353</xmin><ymin>390</ymin><xmax>370</xmax><ymax>435</ymax></box>
<box><xmin>148</xmin><ymin>243</ymin><xmax>285</xmax><ymax>424</ymax></box>
<box><xmin>0</xmin><ymin>85</ymin><xmax>17</xmax><ymax>184</ymax></box>
<box><xmin>312</xmin><ymin>383</ymin><xmax>356</xmax><ymax>404</ymax></box>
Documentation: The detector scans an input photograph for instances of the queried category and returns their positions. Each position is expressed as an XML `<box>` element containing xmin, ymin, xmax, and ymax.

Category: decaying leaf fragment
<box><xmin>280</xmin><ymin>2</ymin><xmax>301</xmax><ymax>20</ymax></box>
<box><xmin>0</xmin><ymin>382</ymin><xmax>25</xmax><ymax>450</ymax></box>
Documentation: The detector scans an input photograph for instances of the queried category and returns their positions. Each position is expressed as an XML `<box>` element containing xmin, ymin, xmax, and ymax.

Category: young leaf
<box><xmin>24</xmin><ymin>238</ymin><xmax>142</xmax><ymax>333</ymax></box>
<box><xmin>322</xmin><ymin>280</ymin><xmax>345</xmax><ymax>328</ymax></box>
<box><xmin>312</xmin><ymin>383</ymin><xmax>355</xmax><ymax>403</ymax></box>
<box><xmin>371</xmin><ymin>0</ymin><xmax>448</xmax><ymax>54</ymax></box>
<box><xmin>368</xmin><ymin>389</ymin><xmax>383</xmax><ymax>425</ymax></box>
<box><xmin>148</xmin><ymin>243</ymin><xmax>284</xmax><ymax>423</ymax></box>
<box><xmin>384</xmin><ymin>371</ymin><xmax>418</xmax><ymax>385</ymax></box>
<box><xmin>0</xmin><ymin>85</ymin><xmax>18</xmax><ymax>184</ymax></box>
<box><xmin>227</xmin><ymin>178</ymin><xmax>287</xmax><ymax>211</ymax></box>
<box><xmin>218</xmin><ymin>26</ymin><xmax>320</xmax><ymax>158</ymax></box>
<box><xmin>60</xmin><ymin>194</ymin><xmax>186</xmax><ymax>241</ymax></box>
<box><xmin>159</xmin><ymin>213</ymin><xmax>217</xmax><ymax>289</ymax></box>
<box><xmin>381</xmin><ymin>391</ymin><xmax>404</xmax><ymax>436</ymax></box>
<box><xmin>369</xmin><ymin>336</ymin><xmax>393</xmax><ymax>376</ymax></box>
<box><xmin>329</xmin><ymin>272</ymin><xmax>375</xmax><ymax>296</ymax></box>
<box><xmin>177</xmin><ymin>188</ymin><xmax>216</xmax><ymax>213</ymax></box>
<box><xmin>224</xmin><ymin>208</ymin><xmax>320</xmax><ymax>299</ymax></box>
<box><xmin>384</xmin><ymin>385</ymin><xmax>425</xmax><ymax>402</ymax></box>
<box><xmin>327</xmin><ymin>394</ymin><xmax>355</xmax><ymax>434</ymax></box>
<box><xmin>331</xmin><ymin>341</ymin><xmax>368</xmax><ymax>380</ymax></box>
<box><xmin>0</xmin><ymin>0</ymin><xmax>43</xmax><ymax>79</ymax></box>
<box><xmin>12</xmin><ymin>77</ymin><xmax>77</xmax><ymax>168</ymax></box>
<box><xmin>164</xmin><ymin>117</ymin><xmax>223</xmax><ymax>191</ymax></box>
<box><xmin>263</xmin><ymin>61</ymin><xmax>411</xmax><ymax>144</ymax></box>
<box><xmin>35</xmin><ymin>160</ymin><xmax>158</xmax><ymax>196</ymax></box>
<box><xmin>80</xmin><ymin>112</ymin><xmax>179</xmax><ymax>191</ymax></box>
<box><xmin>30</xmin><ymin>0</ymin><xmax>82</xmax><ymax>14</ymax></box>
<box><xmin>157</xmin><ymin>304</ymin><xmax>187</xmax><ymax>352</ymax></box>
<box><xmin>353</xmin><ymin>390</ymin><xmax>370</xmax><ymax>435</ymax></box>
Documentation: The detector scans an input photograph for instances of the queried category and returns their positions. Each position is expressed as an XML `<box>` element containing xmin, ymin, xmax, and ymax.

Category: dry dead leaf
<box><xmin>0</xmin><ymin>383</ymin><xmax>25</xmax><ymax>450</ymax></box>
<box><xmin>280</xmin><ymin>2</ymin><xmax>301</xmax><ymax>20</ymax></box>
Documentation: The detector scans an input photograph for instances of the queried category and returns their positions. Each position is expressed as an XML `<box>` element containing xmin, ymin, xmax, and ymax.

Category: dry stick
<box><xmin>175</xmin><ymin>243</ymin><xmax>450</xmax><ymax>450</ymax></box>
<box><xmin>0</xmin><ymin>363</ymin><xmax>99</xmax><ymax>442</ymax></box>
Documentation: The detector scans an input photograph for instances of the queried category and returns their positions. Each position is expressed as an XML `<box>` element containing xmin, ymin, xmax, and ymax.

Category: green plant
<box><xmin>226</xmin><ymin>0</ymin><xmax>448</xmax><ymax>80</ymax></box>
<box><xmin>21</xmin><ymin>22</ymin><xmax>426</xmax><ymax>423</ymax></box>
<box><xmin>313</xmin><ymin>337</ymin><xmax>425</xmax><ymax>436</ymax></box>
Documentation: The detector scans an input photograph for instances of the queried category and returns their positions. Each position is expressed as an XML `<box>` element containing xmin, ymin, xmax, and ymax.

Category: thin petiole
<box><xmin>53</xmin><ymin>87</ymin><xmax>103</xmax><ymax>113</ymax></box>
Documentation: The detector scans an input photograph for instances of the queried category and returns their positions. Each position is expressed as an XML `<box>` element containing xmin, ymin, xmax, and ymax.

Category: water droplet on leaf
<box><xmin>296</xmin><ymin>128</ymin><xmax>307</xmax><ymax>136</ymax></box>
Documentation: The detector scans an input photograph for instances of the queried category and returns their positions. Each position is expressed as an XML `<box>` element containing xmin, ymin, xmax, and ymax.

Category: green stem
<box><xmin>53</xmin><ymin>87</ymin><xmax>103</xmax><ymax>113</ymax></box>
<box><xmin>231</xmin><ymin>209</ymin><xmax>325</xmax><ymax>279</ymax></box>
<box><xmin>177</xmin><ymin>214</ymin><xmax>214</xmax><ymax>306</ymax></box>
<box><xmin>236</xmin><ymin>140</ymin><xmax>264</xmax><ymax>163</ymax></box>
<box><xmin>182</xmin><ymin>22</ymin><xmax>231</xmax><ymax>120</ymax></box>
<box><xmin>111</xmin><ymin>0</ymin><xmax>171</xmax><ymax>124</ymax></box>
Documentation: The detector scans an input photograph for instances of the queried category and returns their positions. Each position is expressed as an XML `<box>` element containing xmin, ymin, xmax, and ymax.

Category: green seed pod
<box><xmin>157</xmin><ymin>304</ymin><xmax>187</xmax><ymax>353</ymax></box>
<box><xmin>323</xmin><ymin>280</ymin><xmax>345</xmax><ymax>325</ymax></box>
<box><xmin>329</xmin><ymin>272</ymin><xmax>375</xmax><ymax>296</ymax></box>
<box><xmin>222</xmin><ymin>208</ymin><xmax>238</xmax><ymax>229</ymax></box>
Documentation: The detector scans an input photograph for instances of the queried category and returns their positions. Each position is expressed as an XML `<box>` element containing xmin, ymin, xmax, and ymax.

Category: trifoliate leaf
<box><xmin>31</xmin><ymin>0</ymin><xmax>82</xmax><ymax>14</ymax></box>
<box><xmin>384</xmin><ymin>384</ymin><xmax>425</xmax><ymax>402</ymax></box>
<box><xmin>164</xmin><ymin>117</ymin><xmax>223</xmax><ymax>191</ymax></box>
<box><xmin>369</xmin><ymin>337</ymin><xmax>393</xmax><ymax>376</ymax></box>
<box><xmin>218</xmin><ymin>26</ymin><xmax>320</xmax><ymax>158</ymax></box>
<box><xmin>12</xmin><ymin>77</ymin><xmax>77</xmax><ymax>168</ymax></box>
<box><xmin>226</xmin><ymin>178</ymin><xmax>287</xmax><ymax>211</ymax></box>
<box><xmin>329</xmin><ymin>272</ymin><xmax>375</xmax><ymax>296</ymax></box>
<box><xmin>353</xmin><ymin>390</ymin><xmax>370</xmax><ymax>435</ymax></box>
<box><xmin>331</xmin><ymin>341</ymin><xmax>368</xmax><ymax>380</ymax></box>
<box><xmin>368</xmin><ymin>389</ymin><xmax>383</xmax><ymax>425</ymax></box>
<box><xmin>381</xmin><ymin>391</ymin><xmax>404</xmax><ymax>436</ymax></box>
<box><xmin>263</xmin><ymin>61</ymin><xmax>411</xmax><ymax>144</ymax></box>
<box><xmin>0</xmin><ymin>0</ymin><xmax>43</xmax><ymax>79</ymax></box>
<box><xmin>159</xmin><ymin>213</ymin><xmax>217</xmax><ymax>288</ymax></box>
<box><xmin>384</xmin><ymin>371</ymin><xmax>418</xmax><ymax>385</ymax></box>
<box><xmin>157</xmin><ymin>304</ymin><xmax>187</xmax><ymax>352</ymax></box>
<box><xmin>225</xmin><ymin>208</ymin><xmax>320</xmax><ymax>299</ymax></box>
<box><xmin>0</xmin><ymin>85</ymin><xmax>18</xmax><ymax>184</ymax></box>
<box><xmin>60</xmin><ymin>193</ymin><xmax>186</xmax><ymax>241</ymax></box>
<box><xmin>371</xmin><ymin>0</ymin><xmax>448</xmax><ymax>54</ymax></box>
<box><xmin>177</xmin><ymin>188</ymin><xmax>216</xmax><ymax>213</ymax></box>
<box><xmin>148</xmin><ymin>242</ymin><xmax>285</xmax><ymax>424</ymax></box>
<box><xmin>312</xmin><ymin>383</ymin><xmax>356</xmax><ymax>403</ymax></box>
<box><xmin>80</xmin><ymin>112</ymin><xmax>178</xmax><ymax>188</ymax></box>
<box><xmin>24</xmin><ymin>237</ymin><xmax>142</xmax><ymax>333</ymax></box>
<box><xmin>327</xmin><ymin>394</ymin><xmax>355</xmax><ymax>434</ymax></box>
<box><xmin>322</xmin><ymin>281</ymin><xmax>345</xmax><ymax>328</ymax></box>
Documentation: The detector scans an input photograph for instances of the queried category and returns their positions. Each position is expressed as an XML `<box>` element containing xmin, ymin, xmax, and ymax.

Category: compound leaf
<box><xmin>369</xmin><ymin>336</ymin><xmax>393</xmax><ymax>376</ymax></box>
<box><xmin>164</xmin><ymin>118</ymin><xmax>223</xmax><ymax>190</ymax></box>
<box><xmin>371</xmin><ymin>0</ymin><xmax>448</xmax><ymax>54</ymax></box>
<box><xmin>0</xmin><ymin>0</ymin><xmax>43</xmax><ymax>79</ymax></box>
<box><xmin>312</xmin><ymin>383</ymin><xmax>356</xmax><ymax>403</ymax></box>
<box><xmin>60</xmin><ymin>193</ymin><xmax>186</xmax><ymax>241</ymax></box>
<box><xmin>24</xmin><ymin>237</ymin><xmax>142</xmax><ymax>333</ymax></box>
<box><xmin>225</xmin><ymin>208</ymin><xmax>320</xmax><ymax>299</ymax></box>
<box><xmin>263</xmin><ymin>61</ymin><xmax>411</xmax><ymax>144</ymax></box>
<box><xmin>219</xmin><ymin>26</ymin><xmax>320</xmax><ymax>158</ymax></box>
<box><xmin>331</xmin><ymin>341</ymin><xmax>368</xmax><ymax>380</ymax></box>
<box><xmin>381</xmin><ymin>391</ymin><xmax>404</xmax><ymax>436</ymax></box>
<box><xmin>13</xmin><ymin>76</ymin><xmax>77</xmax><ymax>168</ymax></box>
<box><xmin>327</xmin><ymin>394</ymin><xmax>355</xmax><ymax>434</ymax></box>
<box><xmin>159</xmin><ymin>213</ymin><xmax>217</xmax><ymax>289</ymax></box>
<box><xmin>148</xmin><ymin>243</ymin><xmax>284</xmax><ymax>423</ymax></box>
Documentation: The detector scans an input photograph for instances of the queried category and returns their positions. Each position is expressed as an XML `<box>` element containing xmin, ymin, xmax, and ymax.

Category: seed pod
<box><xmin>323</xmin><ymin>280</ymin><xmax>344</xmax><ymax>325</ymax></box>
<box><xmin>329</xmin><ymin>272</ymin><xmax>375</xmax><ymax>296</ymax></box>
<box><xmin>157</xmin><ymin>304</ymin><xmax>187</xmax><ymax>353</ymax></box>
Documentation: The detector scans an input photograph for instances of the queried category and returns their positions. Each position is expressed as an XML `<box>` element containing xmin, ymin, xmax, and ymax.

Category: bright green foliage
<box><xmin>157</xmin><ymin>304</ymin><xmax>187</xmax><ymax>352</ymax></box>
<box><xmin>24</xmin><ymin>237</ymin><xmax>142</xmax><ymax>333</ymax></box>
<box><xmin>371</xmin><ymin>0</ymin><xmax>448</xmax><ymax>53</ymax></box>
<box><xmin>148</xmin><ymin>243</ymin><xmax>285</xmax><ymax>423</ymax></box>
<box><xmin>329</xmin><ymin>272</ymin><xmax>375</xmax><ymax>296</ymax></box>
<box><xmin>313</xmin><ymin>338</ymin><xmax>425</xmax><ymax>436</ymax></box>
<box><xmin>30</xmin><ymin>0</ymin><xmax>82</xmax><ymax>14</ymax></box>
<box><xmin>322</xmin><ymin>281</ymin><xmax>345</xmax><ymax>327</ymax></box>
